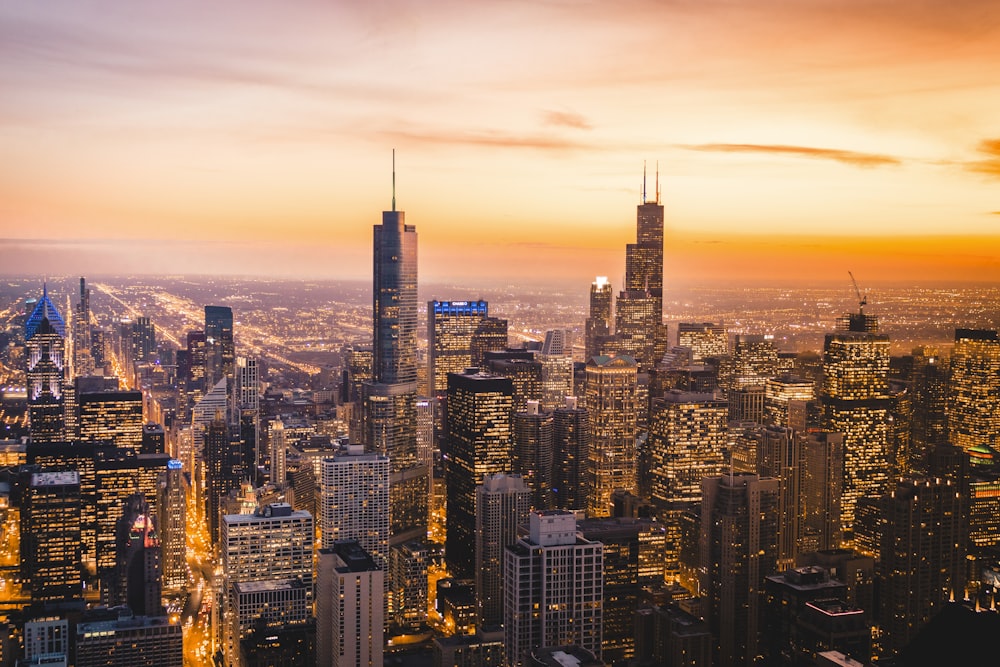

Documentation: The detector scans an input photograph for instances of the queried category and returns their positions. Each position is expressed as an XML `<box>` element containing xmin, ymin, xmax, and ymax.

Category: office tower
<box><xmin>428</xmin><ymin>300</ymin><xmax>489</xmax><ymax>394</ymax></box>
<box><xmin>821</xmin><ymin>319</ymin><xmax>890</xmax><ymax>541</ymax></box>
<box><xmin>24</xmin><ymin>616</ymin><xmax>70</xmax><ymax>665</ymax></box>
<box><xmin>26</xmin><ymin>285</ymin><xmax>67</xmax><ymax>442</ymax></box>
<box><xmin>476</xmin><ymin>474</ymin><xmax>532</xmax><ymax>629</ymax></box>
<box><xmin>318</xmin><ymin>444</ymin><xmax>389</xmax><ymax>567</ymax></box>
<box><xmin>433</xmin><ymin>630</ymin><xmax>507</xmax><ymax>666</ymax></box>
<box><xmin>879</xmin><ymin>478</ymin><xmax>965</xmax><ymax>657</ymax></box>
<box><xmin>723</xmin><ymin>334</ymin><xmax>780</xmax><ymax>390</ymax></box>
<box><xmin>235</xmin><ymin>355</ymin><xmax>260</xmax><ymax>467</ymax></box>
<box><xmin>229</xmin><ymin>579</ymin><xmax>311</xmax><ymax>666</ymax></box>
<box><xmin>158</xmin><ymin>459</ymin><xmax>187</xmax><ymax>590</ymax></box>
<box><xmin>677</xmin><ymin>321</ymin><xmax>727</xmax><ymax>363</ymax></box>
<box><xmin>268</xmin><ymin>417</ymin><xmax>287</xmax><ymax>486</ymax></box>
<box><xmin>222</xmin><ymin>503</ymin><xmax>314</xmax><ymax>666</ymax></box>
<box><xmin>131</xmin><ymin>316</ymin><xmax>156</xmax><ymax>363</ymax></box>
<box><xmin>539</xmin><ymin>330</ymin><xmax>574</xmax><ymax>411</ymax></box>
<box><xmin>75</xmin><ymin>609</ymin><xmax>183</xmax><ymax>667</ymax></box>
<box><xmin>949</xmin><ymin>329</ymin><xmax>1000</xmax><ymax>455</ymax></box>
<box><xmin>470</xmin><ymin>317</ymin><xmax>509</xmax><ymax>367</ymax></box>
<box><xmin>112</xmin><ymin>493</ymin><xmax>162</xmax><ymax>617</ymax></box>
<box><xmin>757</xmin><ymin>425</ymin><xmax>802</xmax><ymax>570</ymax></box>
<box><xmin>634</xmin><ymin>603</ymin><xmax>712</xmax><ymax>667</ymax></box>
<box><xmin>551</xmin><ymin>396</ymin><xmax>589</xmax><ymax>511</ymax></box>
<box><xmin>504</xmin><ymin>511</ymin><xmax>604</xmax><ymax>666</ymax></box>
<box><xmin>390</xmin><ymin>539</ymin><xmax>430</xmax><ymax>632</ymax></box>
<box><xmin>765</xmin><ymin>374</ymin><xmax>817</xmax><ymax>430</ymax></box>
<box><xmin>647</xmin><ymin>390</ymin><xmax>727</xmax><ymax>577</ymax></box>
<box><xmin>701</xmin><ymin>473</ymin><xmax>779</xmax><ymax>667</ymax></box>
<box><xmin>800</xmin><ymin>431</ymin><xmax>845</xmax><ymax>553</ymax></box>
<box><xmin>74</xmin><ymin>277</ymin><xmax>95</xmax><ymax>376</ymax></box>
<box><xmin>91</xmin><ymin>327</ymin><xmax>107</xmax><ymax>369</ymax></box>
<box><xmin>585</xmin><ymin>276</ymin><xmax>613</xmax><ymax>361</ymax></box>
<box><xmin>22</xmin><ymin>471</ymin><xmax>82</xmax><ymax>602</ymax></box>
<box><xmin>184</xmin><ymin>329</ymin><xmax>208</xmax><ymax>399</ymax></box>
<box><xmin>908</xmin><ymin>346</ymin><xmax>949</xmax><ymax>473</ymax></box>
<box><xmin>485</xmin><ymin>351</ymin><xmax>544</xmax><ymax>411</ymax></box>
<box><xmin>316</xmin><ymin>540</ymin><xmax>384</xmax><ymax>667</ymax></box>
<box><xmin>205</xmin><ymin>305</ymin><xmax>235</xmax><ymax>386</ymax></box>
<box><xmin>585</xmin><ymin>355</ymin><xmax>638</xmax><ymax>517</ymax></box>
<box><xmin>614</xmin><ymin>173</ymin><xmax>665</xmax><ymax>371</ymax></box>
<box><xmin>206</xmin><ymin>414</ymin><xmax>250</xmax><ymax>546</ymax></box>
<box><xmin>762</xmin><ymin>567</ymin><xmax>867</xmax><ymax>666</ymax></box>
<box><xmin>141</xmin><ymin>422</ymin><xmax>165</xmax><ymax>454</ymax></box>
<box><xmin>78</xmin><ymin>390</ymin><xmax>144</xmax><ymax>452</ymax></box>
<box><xmin>513</xmin><ymin>401</ymin><xmax>554</xmax><ymax>509</ymax></box>
<box><xmin>445</xmin><ymin>370</ymin><xmax>514</xmax><ymax>578</ymax></box>
<box><xmin>578</xmin><ymin>517</ymin><xmax>666</xmax><ymax>664</ymax></box>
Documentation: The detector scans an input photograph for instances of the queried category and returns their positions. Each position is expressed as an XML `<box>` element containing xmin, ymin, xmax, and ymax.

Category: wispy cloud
<box><xmin>380</xmin><ymin>126</ymin><xmax>597</xmax><ymax>152</ymax></box>
<box><xmin>542</xmin><ymin>110</ymin><xmax>591</xmax><ymax>130</ymax></box>
<box><xmin>679</xmin><ymin>143</ymin><xmax>902</xmax><ymax>168</ymax></box>
<box><xmin>966</xmin><ymin>139</ymin><xmax>1000</xmax><ymax>178</ymax></box>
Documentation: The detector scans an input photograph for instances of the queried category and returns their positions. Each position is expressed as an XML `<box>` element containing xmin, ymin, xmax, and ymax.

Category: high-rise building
<box><xmin>701</xmin><ymin>473</ymin><xmax>779</xmax><ymax>667</ymax></box>
<box><xmin>318</xmin><ymin>444</ymin><xmax>389</xmax><ymax>567</ymax></box>
<box><xmin>78</xmin><ymin>390</ymin><xmax>144</xmax><ymax>452</ymax></box>
<box><xmin>445</xmin><ymin>370</ymin><xmax>514</xmax><ymax>578</ymax></box>
<box><xmin>222</xmin><ymin>503</ymin><xmax>314</xmax><ymax>666</ymax></box>
<box><xmin>614</xmin><ymin>175</ymin><xmax>665</xmax><ymax>371</ymax></box>
<box><xmin>539</xmin><ymin>330</ymin><xmax>574</xmax><ymax>412</ymax></box>
<box><xmin>470</xmin><ymin>317</ymin><xmax>509</xmax><ymax>367</ymax></box>
<box><xmin>428</xmin><ymin>300</ymin><xmax>489</xmax><ymax>395</ymax></box>
<box><xmin>206</xmin><ymin>414</ymin><xmax>250</xmax><ymax>546</ymax></box>
<box><xmin>131</xmin><ymin>316</ymin><xmax>156</xmax><ymax>363</ymax></box>
<box><xmin>158</xmin><ymin>459</ymin><xmax>187</xmax><ymax>590</ymax></box>
<box><xmin>578</xmin><ymin>516</ymin><xmax>666</xmax><ymax>664</ymax></box>
<box><xmin>113</xmin><ymin>493</ymin><xmax>162</xmax><ymax>617</ymax></box>
<box><xmin>205</xmin><ymin>305</ymin><xmax>235</xmax><ymax>386</ymax></box>
<box><xmin>228</xmin><ymin>579</ymin><xmax>311</xmax><ymax>667</ymax></box>
<box><xmin>390</xmin><ymin>539</ymin><xmax>430</xmax><ymax>632</ymax></box>
<box><xmin>366</xmin><ymin>169</ymin><xmax>427</xmax><ymax>547</ymax></box>
<box><xmin>74</xmin><ymin>277</ymin><xmax>95</xmax><ymax>377</ymax></box>
<box><xmin>908</xmin><ymin>346</ymin><xmax>949</xmax><ymax>473</ymax></box>
<box><xmin>26</xmin><ymin>285</ymin><xmax>67</xmax><ymax>442</ymax></box>
<box><xmin>821</xmin><ymin>322</ymin><xmax>890</xmax><ymax>541</ymax></box>
<box><xmin>75</xmin><ymin>609</ymin><xmax>183</xmax><ymax>667</ymax></box>
<box><xmin>585</xmin><ymin>355</ymin><xmax>638</xmax><ymax>517</ymax></box>
<box><xmin>800</xmin><ymin>431</ymin><xmax>845</xmax><ymax>554</ymax></box>
<box><xmin>879</xmin><ymin>478</ymin><xmax>965</xmax><ymax>657</ymax></box>
<box><xmin>948</xmin><ymin>329</ymin><xmax>1000</xmax><ymax>455</ymax></box>
<box><xmin>677</xmin><ymin>322</ymin><xmax>728</xmax><ymax>363</ymax></box>
<box><xmin>503</xmin><ymin>511</ymin><xmax>604</xmax><ymax>666</ymax></box>
<box><xmin>22</xmin><ymin>471</ymin><xmax>82</xmax><ymax>602</ymax></box>
<box><xmin>765</xmin><ymin>374</ymin><xmax>817</xmax><ymax>431</ymax></box>
<box><xmin>551</xmin><ymin>396</ymin><xmax>589</xmax><ymax>511</ymax></box>
<box><xmin>756</xmin><ymin>425</ymin><xmax>802</xmax><ymax>570</ymax></box>
<box><xmin>235</xmin><ymin>355</ymin><xmax>260</xmax><ymax>468</ymax></box>
<box><xmin>142</xmin><ymin>422</ymin><xmax>165</xmax><ymax>455</ymax></box>
<box><xmin>647</xmin><ymin>390</ymin><xmax>727</xmax><ymax>577</ymax></box>
<box><xmin>585</xmin><ymin>277</ymin><xmax>613</xmax><ymax>362</ymax></box>
<box><xmin>513</xmin><ymin>401</ymin><xmax>553</xmax><ymax>509</ymax></box>
<box><xmin>316</xmin><ymin>540</ymin><xmax>384</xmax><ymax>667</ymax></box>
<box><xmin>485</xmin><ymin>352</ymin><xmax>543</xmax><ymax>413</ymax></box>
<box><xmin>475</xmin><ymin>473</ymin><xmax>532</xmax><ymax>629</ymax></box>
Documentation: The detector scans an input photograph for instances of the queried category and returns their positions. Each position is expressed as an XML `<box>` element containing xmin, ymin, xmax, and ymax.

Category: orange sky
<box><xmin>1</xmin><ymin>1</ymin><xmax>999</xmax><ymax>285</ymax></box>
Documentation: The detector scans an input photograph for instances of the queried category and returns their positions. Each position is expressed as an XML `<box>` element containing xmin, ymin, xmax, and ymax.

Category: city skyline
<box><xmin>2</xmin><ymin>1</ymin><xmax>1000</xmax><ymax>285</ymax></box>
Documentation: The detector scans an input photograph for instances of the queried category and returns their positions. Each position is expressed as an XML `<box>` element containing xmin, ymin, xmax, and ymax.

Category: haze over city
<box><xmin>2</xmin><ymin>0</ymin><xmax>1000</xmax><ymax>285</ymax></box>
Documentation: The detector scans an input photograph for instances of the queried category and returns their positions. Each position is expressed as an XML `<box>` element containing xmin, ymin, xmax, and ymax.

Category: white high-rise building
<box><xmin>318</xmin><ymin>445</ymin><xmax>390</xmax><ymax>568</ymax></box>
<box><xmin>316</xmin><ymin>540</ymin><xmax>384</xmax><ymax>667</ymax></box>
<box><xmin>476</xmin><ymin>473</ymin><xmax>532</xmax><ymax>629</ymax></box>
<box><xmin>503</xmin><ymin>510</ymin><xmax>603</xmax><ymax>666</ymax></box>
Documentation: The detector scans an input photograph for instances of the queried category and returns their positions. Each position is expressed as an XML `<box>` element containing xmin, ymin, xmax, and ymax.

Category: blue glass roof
<box><xmin>25</xmin><ymin>286</ymin><xmax>66</xmax><ymax>340</ymax></box>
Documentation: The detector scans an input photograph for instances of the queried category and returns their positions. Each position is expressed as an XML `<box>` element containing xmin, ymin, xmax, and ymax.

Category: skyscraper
<box><xmin>821</xmin><ymin>317</ymin><xmax>890</xmax><ymax>541</ymax></box>
<box><xmin>585</xmin><ymin>355</ymin><xmax>638</xmax><ymax>517</ymax></box>
<box><xmin>503</xmin><ymin>511</ymin><xmax>604</xmax><ymax>666</ymax></box>
<box><xmin>445</xmin><ymin>370</ymin><xmax>514</xmax><ymax>578</ymax></box>
<box><xmin>316</xmin><ymin>540</ymin><xmax>384</xmax><ymax>667</ymax></box>
<box><xmin>475</xmin><ymin>473</ymin><xmax>532</xmax><ymax>629</ymax></box>
<box><xmin>585</xmin><ymin>277</ymin><xmax>613</xmax><ymax>362</ymax></box>
<box><xmin>131</xmin><ymin>316</ymin><xmax>156</xmax><ymax>363</ymax></box>
<box><xmin>470</xmin><ymin>317</ymin><xmax>509</xmax><ymax>367</ymax></box>
<box><xmin>513</xmin><ymin>401</ymin><xmax>553</xmax><ymax>509</ymax></box>
<box><xmin>158</xmin><ymin>459</ymin><xmax>187</xmax><ymax>591</ymax></box>
<box><xmin>318</xmin><ymin>444</ymin><xmax>390</xmax><ymax>567</ymax></box>
<box><xmin>22</xmin><ymin>471</ymin><xmax>82</xmax><ymax>602</ymax></box>
<box><xmin>700</xmin><ymin>473</ymin><xmax>779</xmax><ymax>667</ymax></box>
<box><xmin>366</xmin><ymin>161</ymin><xmax>427</xmax><ymax>545</ymax></box>
<box><xmin>205</xmin><ymin>305</ymin><xmax>235</xmax><ymax>386</ymax></box>
<box><xmin>551</xmin><ymin>396</ymin><xmax>589</xmax><ymax>511</ymax></box>
<box><xmin>26</xmin><ymin>285</ymin><xmax>67</xmax><ymax>442</ymax></box>
<box><xmin>113</xmin><ymin>493</ymin><xmax>163</xmax><ymax>617</ymax></box>
<box><xmin>78</xmin><ymin>390</ymin><xmax>144</xmax><ymax>452</ymax></box>
<box><xmin>948</xmin><ymin>329</ymin><xmax>1000</xmax><ymax>455</ymax></box>
<box><xmin>800</xmin><ymin>431</ymin><xmax>845</xmax><ymax>554</ymax></box>
<box><xmin>677</xmin><ymin>322</ymin><xmax>728</xmax><ymax>362</ymax></box>
<box><xmin>539</xmin><ymin>330</ymin><xmax>575</xmax><ymax>411</ymax></box>
<box><xmin>428</xmin><ymin>300</ymin><xmax>489</xmax><ymax>395</ymax></box>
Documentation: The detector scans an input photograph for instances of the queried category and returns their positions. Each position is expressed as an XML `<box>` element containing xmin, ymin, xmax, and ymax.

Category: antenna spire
<box><xmin>391</xmin><ymin>149</ymin><xmax>396</xmax><ymax>212</ymax></box>
<box><xmin>655</xmin><ymin>161</ymin><xmax>660</xmax><ymax>204</ymax></box>
<box><xmin>642</xmin><ymin>160</ymin><xmax>647</xmax><ymax>204</ymax></box>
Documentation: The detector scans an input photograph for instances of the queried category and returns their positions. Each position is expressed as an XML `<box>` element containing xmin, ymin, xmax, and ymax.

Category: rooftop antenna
<box><xmin>642</xmin><ymin>160</ymin><xmax>647</xmax><ymax>204</ymax></box>
<box><xmin>655</xmin><ymin>160</ymin><xmax>660</xmax><ymax>204</ymax></box>
<box><xmin>391</xmin><ymin>149</ymin><xmax>396</xmax><ymax>212</ymax></box>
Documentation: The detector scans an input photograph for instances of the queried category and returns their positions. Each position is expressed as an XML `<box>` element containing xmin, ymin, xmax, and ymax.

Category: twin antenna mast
<box><xmin>642</xmin><ymin>161</ymin><xmax>661</xmax><ymax>205</ymax></box>
<box><xmin>391</xmin><ymin>148</ymin><xmax>396</xmax><ymax>212</ymax></box>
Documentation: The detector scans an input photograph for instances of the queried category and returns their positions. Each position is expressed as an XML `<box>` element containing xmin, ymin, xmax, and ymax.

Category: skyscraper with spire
<box><xmin>26</xmin><ymin>284</ymin><xmax>67</xmax><ymax>442</ymax></box>
<box><xmin>364</xmin><ymin>151</ymin><xmax>427</xmax><ymax>546</ymax></box>
<box><xmin>614</xmin><ymin>164</ymin><xmax>665</xmax><ymax>371</ymax></box>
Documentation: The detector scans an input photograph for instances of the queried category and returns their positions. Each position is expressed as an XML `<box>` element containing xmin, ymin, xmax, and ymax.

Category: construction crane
<box><xmin>848</xmin><ymin>271</ymin><xmax>867</xmax><ymax>315</ymax></box>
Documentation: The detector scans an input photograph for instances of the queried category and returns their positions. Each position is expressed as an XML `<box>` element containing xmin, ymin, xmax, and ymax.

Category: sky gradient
<box><xmin>2</xmin><ymin>0</ymin><xmax>999</xmax><ymax>286</ymax></box>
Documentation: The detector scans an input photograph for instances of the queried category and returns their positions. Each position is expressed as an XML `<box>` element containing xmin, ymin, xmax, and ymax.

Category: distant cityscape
<box><xmin>0</xmin><ymin>185</ymin><xmax>998</xmax><ymax>667</ymax></box>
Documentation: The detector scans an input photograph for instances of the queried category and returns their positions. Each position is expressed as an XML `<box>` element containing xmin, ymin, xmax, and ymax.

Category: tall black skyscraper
<box><xmin>204</xmin><ymin>305</ymin><xmax>234</xmax><ymax>386</ymax></box>
<box><xmin>365</xmin><ymin>155</ymin><xmax>427</xmax><ymax>545</ymax></box>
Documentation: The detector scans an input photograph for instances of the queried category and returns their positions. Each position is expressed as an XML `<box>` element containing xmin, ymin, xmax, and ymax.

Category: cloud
<box><xmin>966</xmin><ymin>139</ymin><xmax>1000</xmax><ymax>178</ymax></box>
<box><xmin>379</xmin><ymin>126</ymin><xmax>597</xmax><ymax>152</ymax></box>
<box><xmin>679</xmin><ymin>143</ymin><xmax>902</xmax><ymax>168</ymax></box>
<box><xmin>542</xmin><ymin>110</ymin><xmax>591</xmax><ymax>130</ymax></box>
